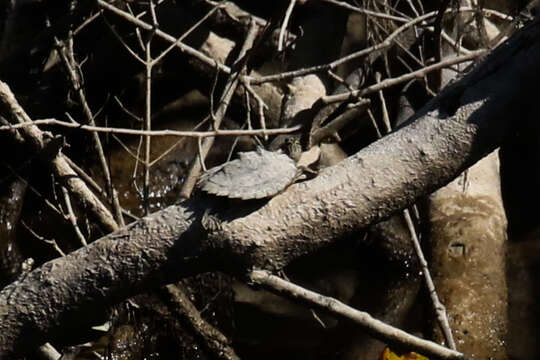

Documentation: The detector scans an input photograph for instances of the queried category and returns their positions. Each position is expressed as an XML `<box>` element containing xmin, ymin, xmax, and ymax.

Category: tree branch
<box><xmin>0</xmin><ymin>18</ymin><xmax>539</xmax><ymax>358</ymax></box>
<box><xmin>0</xmin><ymin>82</ymin><xmax>119</xmax><ymax>233</ymax></box>
<box><xmin>248</xmin><ymin>270</ymin><xmax>463</xmax><ymax>360</ymax></box>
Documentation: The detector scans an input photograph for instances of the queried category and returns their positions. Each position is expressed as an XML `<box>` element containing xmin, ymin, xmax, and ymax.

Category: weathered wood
<box><xmin>0</xmin><ymin>18</ymin><xmax>539</xmax><ymax>358</ymax></box>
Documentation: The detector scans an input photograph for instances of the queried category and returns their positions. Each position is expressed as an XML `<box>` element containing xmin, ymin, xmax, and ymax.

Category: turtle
<box><xmin>197</xmin><ymin>146</ymin><xmax>319</xmax><ymax>200</ymax></box>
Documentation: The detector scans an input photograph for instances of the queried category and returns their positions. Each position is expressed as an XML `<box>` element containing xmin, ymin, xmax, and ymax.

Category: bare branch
<box><xmin>0</xmin><ymin>82</ymin><xmax>119</xmax><ymax>233</ymax></box>
<box><xmin>61</xmin><ymin>186</ymin><xmax>88</xmax><ymax>247</ymax></box>
<box><xmin>0</xmin><ymin>13</ymin><xmax>539</xmax><ymax>358</ymax></box>
<box><xmin>54</xmin><ymin>35</ymin><xmax>123</xmax><ymax>226</ymax></box>
<box><xmin>163</xmin><ymin>284</ymin><xmax>240</xmax><ymax>360</ymax></box>
<box><xmin>179</xmin><ymin>21</ymin><xmax>260</xmax><ymax>198</ymax></box>
<box><xmin>278</xmin><ymin>0</ymin><xmax>297</xmax><ymax>52</ymax></box>
<box><xmin>376</xmin><ymin>72</ymin><xmax>456</xmax><ymax>350</ymax></box>
<box><xmin>0</xmin><ymin>119</ymin><xmax>301</xmax><ymax>138</ymax></box>
<box><xmin>97</xmin><ymin>0</ymin><xmax>231</xmax><ymax>74</ymax></box>
<box><xmin>21</xmin><ymin>221</ymin><xmax>66</xmax><ymax>257</ymax></box>
<box><xmin>322</xmin><ymin>51</ymin><xmax>484</xmax><ymax>104</ymax></box>
<box><xmin>250</xmin><ymin>7</ymin><xmax>483</xmax><ymax>85</ymax></box>
<box><xmin>248</xmin><ymin>270</ymin><xmax>464</xmax><ymax>360</ymax></box>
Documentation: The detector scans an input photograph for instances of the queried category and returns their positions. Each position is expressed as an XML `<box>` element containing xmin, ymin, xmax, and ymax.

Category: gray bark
<box><xmin>0</xmin><ymin>17</ymin><xmax>539</xmax><ymax>358</ymax></box>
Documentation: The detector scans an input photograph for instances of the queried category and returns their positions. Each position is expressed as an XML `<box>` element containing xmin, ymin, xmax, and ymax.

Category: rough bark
<box><xmin>0</xmin><ymin>18</ymin><xmax>539</xmax><ymax>358</ymax></box>
<box><xmin>426</xmin><ymin>36</ymin><xmax>508</xmax><ymax>356</ymax></box>
<box><xmin>0</xmin><ymin>82</ymin><xmax>119</xmax><ymax>233</ymax></box>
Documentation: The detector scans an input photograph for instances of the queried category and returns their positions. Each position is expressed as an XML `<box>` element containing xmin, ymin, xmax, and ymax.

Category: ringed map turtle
<box><xmin>197</xmin><ymin>146</ymin><xmax>320</xmax><ymax>200</ymax></box>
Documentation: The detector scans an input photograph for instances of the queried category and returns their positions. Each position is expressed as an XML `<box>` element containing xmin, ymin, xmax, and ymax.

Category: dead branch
<box><xmin>0</xmin><ymin>83</ymin><xmax>119</xmax><ymax>233</ymax></box>
<box><xmin>97</xmin><ymin>0</ymin><xmax>231</xmax><ymax>74</ymax></box>
<box><xmin>162</xmin><ymin>284</ymin><xmax>240</xmax><ymax>360</ymax></box>
<box><xmin>249</xmin><ymin>7</ymin><xmax>494</xmax><ymax>85</ymax></box>
<box><xmin>248</xmin><ymin>270</ymin><xmax>463</xmax><ymax>360</ymax></box>
<box><xmin>376</xmin><ymin>72</ymin><xmax>456</xmax><ymax>349</ymax></box>
<box><xmin>54</xmin><ymin>36</ymin><xmax>121</xmax><ymax>223</ymax></box>
<box><xmin>0</xmin><ymin>16</ymin><xmax>539</xmax><ymax>358</ymax></box>
<box><xmin>0</xmin><ymin>119</ymin><xmax>300</xmax><ymax>137</ymax></box>
<box><xmin>180</xmin><ymin>21</ymin><xmax>259</xmax><ymax>198</ymax></box>
<box><xmin>321</xmin><ymin>51</ymin><xmax>484</xmax><ymax>104</ymax></box>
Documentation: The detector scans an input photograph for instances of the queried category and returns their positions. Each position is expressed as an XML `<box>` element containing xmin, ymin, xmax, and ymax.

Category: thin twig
<box><xmin>249</xmin><ymin>270</ymin><xmax>465</xmax><ymax>360</ymax></box>
<box><xmin>64</xmin><ymin>156</ymin><xmax>138</xmax><ymax>223</ymax></box>
<box><xmin>54</xmin><ymin>36</ymin><xmax>123</xmax><ymax>225</ymax></box>
<box><xmin>403</xmin><ymin>210</ymin><xmax>457</xmax><ymax>349</ymax></box>
<box><xmin>128</xmin><ymin>3</ymin><xmax>146</xmax><ymax>52</ymax></box>
<box><xmin>54</xmin><ymin>37</ymin><xmax>113</xmax><ymax>193</ymax></box>
<box><xmin>0</xmin><ymin>81</ymin><xmax>119</xmax><ymax>232</ymax></box>
<box><xmin>278</xmin><ymin>0</ymin><xmax>297</xmax><ymax>52</ymax></box>
<box><xmin>250</xmin><ymin>7</ymin><xmax>505</xmax><ymax>85</ymax></box>
<box><xmin>149</xmin><ymin>117</ymin><xmax>210</xmax><ymax>167</ymax></box>
<box><xmin>406</xmin><ymin>0</ymin><xmax>421</xmax><ymax>17</ymax></box>
<box><xmin>112</xmin><ymin>134</ymin><xmax>145</xmax><ymax>164</ymax></box>
<box><xmin>322</xmin><ymin>50</ymin><xmax>484</xmax><ymax>104</ymax></box>
<box><xmin>376</xmin><ymin>73</ymin><xmax>392</xmax><ymax>134</ymax></box>
<box><xmin>142</xmin><ymin>8</ymin><xmax>156</xmax><ymax>216</ymax></box>
<box><xmin>114</xmin><ymin>96</ymin><xmax>143</xmax><ymax>122</ymax></box>
<box><xmin>320</xmin><ymin>0</ymin><xmax>411</xmax><ymax>22</ymax></box>
<box><xmin>240</xmin><ymin>77</ymin><xmax>269</xmax><ymax>138</ymax></box>
<box><xmin>310</xmin><ymin>100</ymin><xmax>371</xmax><ymax>147</ymax></box>
<box><xmin>371</xmin><ymin>19</ymin><xmax>425</xmax><ymax>69</ymax></box>
<box><xmin>21</xmin><ymin>221</ymin><xmax>66</xmax><ymax>257</ymax></box>
<box><xmin>102</xmin><ymin>16</ymin><xmax>145</xmax><ymax>64</ymax></box>
<box><xmin>368</xmin><ymin>108</ymin><xmax>384</xmax><ymax>138</ymax></box>
<box><xmin>179</xmin><ymin>21</ymin><xmax>260</xmax><ymax>198</ymax></box>
<box><xmin>376</xmin><ymin>75</ymin><xmax>457</xmax><ymax>349</ymax></box>
<box><xmin>97</xmin><ymin>1</ymin><xmax>506</xmax><ymax>90</ymax></box>
<box><xmin>97</xmin><ymin>0</ymin><xmax>231</xmax><ymax>74</ymax></box>
<box><xmin>73</xmin><ymin>11</ymin><xmax>101</xmax><ymax>35</ymax></box>
<box><xmin>197</xmin><ymin>137</ymin><xmax>207</xmax><ymax>172</ymax></box>
<box><xmin>162</xmin><ymin>284</ymin><xmax>241</xmax><ymax>360</ymax></box>
<box><xmin>61</xmin><ymin>186</ymin><xmax>88</xmax><ymax>246</ymax></box>
<box><xmin>0</xmin><ymin>119</ymin><xmax>301</xmax><ymax>137</ymax></box>
<box><xmin>151</xmin><ymin>3</ymin><xmax>221</xmax><ymax>66</ymax></box>
<box><xmin>111</xmin><ymin>189</ymin><xmax>125</xmax><ymax>227</ymax></box>
<box><xmin>244</xmin><ymin>87</ymin><xmax>252</xmax><ymax>130</ymax></box>
<box><xmin>251</xmin><ymin>8</ymin><xmax>437</xmax><ymax>84</ymax></box>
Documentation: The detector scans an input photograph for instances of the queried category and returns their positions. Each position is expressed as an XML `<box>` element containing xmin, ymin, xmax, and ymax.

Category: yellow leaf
<box><xmin>380</xmin><ymin>347</ymin><xmax>429</xmax><ymax>360</ymax></box>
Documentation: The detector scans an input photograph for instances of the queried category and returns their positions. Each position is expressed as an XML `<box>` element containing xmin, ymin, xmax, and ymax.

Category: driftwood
<box><xmin>0</xmin><ymin>16</ymin><xmax>539</xmax><ymax>359</ymax></box>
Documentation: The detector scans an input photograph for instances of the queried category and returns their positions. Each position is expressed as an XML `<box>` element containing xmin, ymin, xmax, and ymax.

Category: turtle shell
<box><xmin>198</xmin><ymin>148</ymin><xmax>298</xmax><ymax>199</ymax></box>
